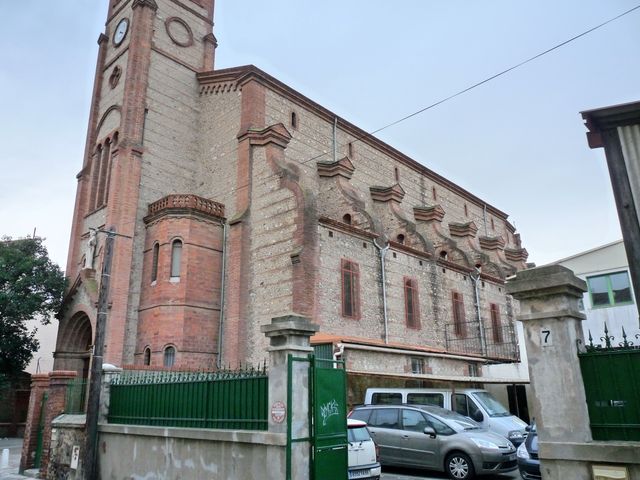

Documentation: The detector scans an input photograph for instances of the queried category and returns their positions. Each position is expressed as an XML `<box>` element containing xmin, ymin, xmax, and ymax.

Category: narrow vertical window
<box><xmin>490</xmin><ymin>218</ymin><xmax>495</xmax><ymax>231</ymax></box>
<box><xmin>170</xmin><ymin>239</ymin><xmax>182</xmax><ymax>279</ymax></box>
<box><xmin>348</xmin><ymin>142</ymin><xmax>353</xmax><ymax>157</ymax></box>
<box><xmin>432</xmin><ymin>186</ymin><xmax>437</xmax><ymax>200</ymax></box>
<box><xmin>404</xmin><ymin>278</ymin><xmax>420</xmax><ymax>329</ymax></box>
<box><xmin>394</xmin><ymin>166</ymin><xmax>399</xmax><ymax>182</ymax></box>
<box><xmin>490</xmin><ymin>303</ymin><xmax>503</xmax><ymax>343</ymax></box>
<box><xmin>452</xmin><ymin>292</ymin><xmax>466</xmax><ymax>337</ymax></box>
<box><xmin>97</xmin><ymin>138</ymin><xmax>111</xmax><ymax>207</ymax></box>
<box><xmin>341</xmin><ymin>259</ymin><xmax>360</xmax><ymax>319</ymax></box>
<box><xmin>163</xmin><ymin>346</ymin><xmax>176</xmax><ymax>367</ymax></box>
<box><xmin>291</xmin><ymin>111</ymin><xmax>297</xmax><ymax>129</ymax></box>
<box><xmin>104</xmin><ymin>132</ymin><xmax>117</xmax><ymax>204</ymax></box>
<box><xmin>151</xmin><ymin>242</ymin><xmax>159</xmax><ymax>282</ymax></box>
<box><xmin>464</xmin><ymin>204</ymin><xmax>468</xmax><ymax>217</ymax></box>
<box><xmin>143</xmin><ymin>347</ymin><xmax>151</xmax><ymax>366</ymax></box>
<box><xmin>90</xmin><ymin>145</ymin><xmax>102</xmax><ymax>210</ymax></box>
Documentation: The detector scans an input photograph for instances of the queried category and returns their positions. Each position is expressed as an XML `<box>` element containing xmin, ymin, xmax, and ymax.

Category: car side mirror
<box><xmin>471</xmin><ymin>411</ymin><xmax>484</xmax><ymax>423</ymax></box>
<box><xmin>525</xmin><ymin>425</ymin><xmax>532</xmax><ymax>432</ymax></box>
<box><xmin>423</xmin><ymin>426</ymin><xmax>436</xmax><ymax>438</ymax></box>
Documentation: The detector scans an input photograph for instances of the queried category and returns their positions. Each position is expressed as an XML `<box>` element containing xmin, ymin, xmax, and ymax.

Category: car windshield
<box><xmin>423</xmin><ymin>407</ymin><xmax>482</xmax><ymax>432</ymax></box>
<box><xmin>348</xmin><ymin>426</ymin><xmax>371</xmax><ymax>443</ymax></box>
<box><xmin>472</xmin><ymin>391</ymin><xmax>511</xmax><ymax>417</ymax></box>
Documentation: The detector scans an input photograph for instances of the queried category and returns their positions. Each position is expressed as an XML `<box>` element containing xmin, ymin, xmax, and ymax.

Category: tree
<box><xmin>0</xmin><ymin>236</ymin><xmax>65</xmax><ymax>375</ymax></box>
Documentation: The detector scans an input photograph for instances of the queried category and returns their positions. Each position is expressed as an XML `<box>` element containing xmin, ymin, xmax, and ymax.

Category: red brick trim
<box><xmin>144</xmin><ymin>194</ymin><xmax>225</xmax><ymax>222</ymax></box>
<box><xmin>370</xmin><ymin>184</ymin><xmax>405</xmax><ymax>203</ymax></box>
<box><xmin>197</xmin><ymin>65</ymin><xmax>509</xmax><ymax>220</ymax></box>
<box><xmin>449</xmin><ymin>221</ymin><xmax>478</xmax><ymax>238</ymax></box>
<box><xmin>317</xmin><ymin>156</ymin><xmax>354</xmax><ymax>179</ymax></box>
<box><xmin>414</xmin><ymin>205</ymin><xmax>445</xmax><ymax>223</ymax></box>
<box><xmin>318</xmin><ymin>216</ymin><xmax>378</xmax><ymax>240</ymax></box>
<box><xmin>479</xmin><ymin>235</ymin><xmax>506</xmax><ymax>251</ymax></box>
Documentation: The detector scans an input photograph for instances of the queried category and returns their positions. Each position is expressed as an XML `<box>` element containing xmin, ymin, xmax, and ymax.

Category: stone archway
<box><xmin>53</xmin><ymin>312</ymin><xmax>93</xmax><ymax>378</ymax></box>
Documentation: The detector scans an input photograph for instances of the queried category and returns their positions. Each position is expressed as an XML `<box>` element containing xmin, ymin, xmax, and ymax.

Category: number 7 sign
<box><xmin>540</xmin><ymin>328</ymin><xmax>553</xmax><ymax>347</ymax></box>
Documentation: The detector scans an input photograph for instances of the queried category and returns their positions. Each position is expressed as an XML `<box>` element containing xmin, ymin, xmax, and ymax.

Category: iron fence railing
<box><xmin>578</xmin><ymin>323</ymin><xmax>640</xmax><ymax>441</ymax></box>
<box><xmin>64</xmin><ymin>378</ymin><xmax>88</xmax><ymax>414</ymax></box>
<box><xmin>444</xmin><ymin>321</ymin><xmax>519</xmax><ymax>362</ymax></box>
<box><xmin>107</xmin><ymin>365</ymin><xmax>268</xmax><ymax>430</ymax></box>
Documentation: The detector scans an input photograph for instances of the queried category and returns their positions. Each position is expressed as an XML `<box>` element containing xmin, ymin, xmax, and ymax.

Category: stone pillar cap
<box><xmin>48</xmin><ymin>370</ymin><xmax>78</xmax><ymax>379</ymax></box>
<box><xmin>507</xmin><ymin>264</ymin><xmax>587</xmax><ymax>300</ymax></box>
<box><xmin>261</xmin><ymin>314</ymin><xmax>319</xmax><ymax>337</ymax></box>
<box><xmin>102</xmin><ymin>363</ymin><xmax>123</xmax><ymax>372</ymax></box>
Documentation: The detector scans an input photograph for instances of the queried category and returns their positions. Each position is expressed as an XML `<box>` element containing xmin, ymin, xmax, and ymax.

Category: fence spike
<box><xmin>588</xmin><ymin>330</ymin><xmax>594</xmax><ymax>348</ymax></box>
<box><xmin>621</xmin><ymin>326</ymin><xmax>629</xmax><ymax>348</ymax></box>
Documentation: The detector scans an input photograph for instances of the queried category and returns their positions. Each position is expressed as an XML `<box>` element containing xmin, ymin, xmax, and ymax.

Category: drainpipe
<box><xmin>216</xmin><ymin>221</ymin><xmax>228</xmax><ymax>369</ymax></box>
<box><xmin>469</xmin><ymin>267</ymin><xmax>487</xmax><ymax>356</ymax></box>
<box><xmin>373</xmin><ymin>238</ymin><xmax>390</xmax><ymax>344</ymax></box>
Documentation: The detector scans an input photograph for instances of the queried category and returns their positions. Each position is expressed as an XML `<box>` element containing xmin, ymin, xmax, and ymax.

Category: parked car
<box><xmin>347</xmin><ymin>418</ymin><xmax>382</xmax><ymax>479</ymax></box>
<box><xmin>349</xmin><ymin>404</ymin><xmax>517</xmax><ymax>480</ymax></box>
<box><xmin>517</xmin><ymin>422</ymin><xmax>540</xmax><ymax>479</ymax></box>
<box><xmin>364</xmin><ymin>387</ymin><xmax>528</xmax><ymax>446</ymax></box>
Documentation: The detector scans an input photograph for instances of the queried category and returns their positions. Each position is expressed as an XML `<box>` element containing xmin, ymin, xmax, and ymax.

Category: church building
<box><xmin>54</xmin><ymin>0</ymin><xmax>528</xmax><ymax>399</ymax></box>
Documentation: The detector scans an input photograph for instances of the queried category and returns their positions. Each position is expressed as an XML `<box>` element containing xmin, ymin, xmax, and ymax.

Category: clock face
<box><xmin>113</xmin><ymin>18</ymin><xmax>129</xmax><ymax>46</ymax></box>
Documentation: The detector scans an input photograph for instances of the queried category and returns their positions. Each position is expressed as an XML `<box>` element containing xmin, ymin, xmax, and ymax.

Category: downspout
<box><xmin>216</xmin><ymin>221</ymin><xmax>228</xmax><ymax>369</ymax></box>
<box><xmin>373</xmin><ymin>238</ymin><xmax>390</xmax><ymax>344</ymax></box>
<box><xmin>469</xmin><ymin>267</ymin><xmax>486</xmax><ymax>356</ymax></box>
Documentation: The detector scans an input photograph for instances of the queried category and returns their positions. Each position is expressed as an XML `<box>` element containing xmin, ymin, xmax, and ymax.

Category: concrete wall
<box><xmin>97</xmin><ymin>425</ymin><xmax>286</xmax><ymax>480</ymax></box>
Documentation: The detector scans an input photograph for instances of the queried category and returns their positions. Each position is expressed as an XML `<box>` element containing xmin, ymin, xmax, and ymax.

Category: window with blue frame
<box><xmin>586</xmin><ymin>271</ymin><xmax>633</xmax><ymax>308</ymax></box>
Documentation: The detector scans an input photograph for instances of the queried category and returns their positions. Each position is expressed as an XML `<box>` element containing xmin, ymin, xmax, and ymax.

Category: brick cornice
<box><xmin>317</xmin><ymin>156</ymin><xmax>354</xmax><ymax>179</ymax></box>
<box><xmin>144</xmin><ymin>194</ymin><xmax>225</xmax><ymax>224</ymax></box>
<box><xmin>479</xmin><ymin>235</ymin><xmax>506</xmax><ymax>251</ymax></box>
<box><xmin>318</xmin><ymin>216</ymin><xmax>378</xmax><ymax>240</ymax></box>
<box><xmin>237</xmin><ymin>123</ymin><xmax>292</xmax><ymax>148</ymax></box>
<box><xmin>414</xmin><ymin>205</ymin><xmax>445</xmax><ymax>223</ymax></box>
<box><xmin>197</xmin><ymin>65</ymin><xmax>509</xmax><ymax>220</ymax></box>
<box><xmin>370</xmin><ymin>184</ymin><xmax>405</xmax><ymax>203</ymax></box>
<box><xmin>505</xmin><ymin>247</ymin><xmax>529</xmax><ymax>262</ymax></box>
<box><xmin>449</xmin><ymin>221</ymin><xmax>478</xmax><ymax>238</ymax></box>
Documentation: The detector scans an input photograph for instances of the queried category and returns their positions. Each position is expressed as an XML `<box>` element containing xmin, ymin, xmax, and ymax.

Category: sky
<box><xmin>1</xmin><ymin>1</ymin><xmax>639</xmax><ymax>270</ymax></box>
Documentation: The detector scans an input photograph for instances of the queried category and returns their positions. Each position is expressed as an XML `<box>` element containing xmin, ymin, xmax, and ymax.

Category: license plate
<box><xmin>349</xmin><ymin>469</ymin><xmax>371</xmax><ymax>479</ymax></box>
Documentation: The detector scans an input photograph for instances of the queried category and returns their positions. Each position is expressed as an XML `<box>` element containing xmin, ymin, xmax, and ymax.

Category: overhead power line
<box><xmin>302</xmin><ymin>3</ymin><xmax>640</xmax><ymax>166</ymax></box>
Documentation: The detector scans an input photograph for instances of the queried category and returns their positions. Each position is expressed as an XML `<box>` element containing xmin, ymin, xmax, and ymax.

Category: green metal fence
<box><xmin>64</xmin><ymin>378</ymin><xmax>88</xmax><ymax>414</ymax></box>
<box><xmin>578</xmin><ymin>324</ymin><xmax>640</xmax><ymax>441</ymax></box>
<box><xmin>107</xmin><ymin>366</ymin><xmax>268</xmax><ymax>430</ymax></box>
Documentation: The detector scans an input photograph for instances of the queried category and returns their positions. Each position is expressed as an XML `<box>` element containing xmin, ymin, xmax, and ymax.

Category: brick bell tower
<box><xmin>56</xmin><ymin>0</ymin><xmax>218</xmax><ymax>373</ymax></box>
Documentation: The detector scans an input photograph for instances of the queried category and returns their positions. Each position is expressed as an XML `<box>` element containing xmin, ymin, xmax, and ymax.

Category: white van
<box><xmin>363</xmin><ymin>388</ymin><xmax>527</xmax><ymax>446</ymax></box>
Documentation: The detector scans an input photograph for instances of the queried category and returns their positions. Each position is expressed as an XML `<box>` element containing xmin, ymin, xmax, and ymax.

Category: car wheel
<box><xmin>445</xmin><ymin>452</ymin><xmax>475</xmax><ymax>480</ymax></box>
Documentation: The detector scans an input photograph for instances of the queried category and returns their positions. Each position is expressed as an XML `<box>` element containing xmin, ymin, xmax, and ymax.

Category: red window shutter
<box><xmin>404</xmin><ymin>278</ymin><xmax>420</xmax><ymax>329</ymax></box>
<box><xmin>341</xmin><ymin>259</ymin><xmax>360</xmax><ymax>319</ymax></box>
<box><xmin>452</xmin><ymin>292</ymin><xmax>466</xmax><ymax>337</ymax></box>
<box><xmin>491</xmin><ymin>304</ymin><xmax>503</xmax><ymax>343</ymax></box>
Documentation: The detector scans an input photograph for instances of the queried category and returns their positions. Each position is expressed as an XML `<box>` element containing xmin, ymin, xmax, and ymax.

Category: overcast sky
<box><xmin>1</xmin><ymin>1</ymin><xmax>638</xmax><ymax>270</ymax></box>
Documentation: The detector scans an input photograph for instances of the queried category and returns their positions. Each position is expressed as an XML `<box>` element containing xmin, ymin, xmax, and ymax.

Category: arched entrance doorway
<box><xmin>53</xmin><ymin>312</ymin><xmax>93</xmax><ymax>379</ymax></box>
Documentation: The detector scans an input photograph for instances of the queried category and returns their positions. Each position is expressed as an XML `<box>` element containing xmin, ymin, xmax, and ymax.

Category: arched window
<box><xmin>342</xmin><ymin>213</ymin><xmax>352</xmax><ymax>225</ymax></box>
<box><xmin>440</xmin><ymin>250</ymin><xmax>448</xmax><ymax>260</ymax></box>
<box><xmin>170</xmin><ymin>240</ymin><xmax>182</xmax><ymax>279</ymax></box>
<box><xmin>143</xmin><ymin>347</ymin><xmax>151</xmax><ymax>366</ymax></box>
<box><xmin>89</xmin><ymin>144</ymin><xmax>102</xmax><ymax>210</ymax></box>
<box><xmin>163</xmin><ymin>346</ymin><xmax>176</xmax><ymax>367</ymax></box>
<box><xmin>397</xmin><ymin>234</ymin><xmax>405</xmax><ymax>245</ymax></box>
<box><xmin>151</xmin><ymin>242</ymin><xmax>159</xmax><ymax>282</ymax></box>
<box><xmin>97</xmin><ymin>138</ymin><xmax>111</xmax><ymax>208</ymax></box>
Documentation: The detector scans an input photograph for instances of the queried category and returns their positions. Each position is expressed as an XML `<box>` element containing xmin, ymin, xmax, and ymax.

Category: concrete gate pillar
<box><xmin>262</xmin><ymin>314</ymin><xmax>319</xmax><ymax>479</ymax></box>
<box><xmin>507</xmin><ymin>265</ymin><xmax>591</xmax><ymax>479</ymax></box>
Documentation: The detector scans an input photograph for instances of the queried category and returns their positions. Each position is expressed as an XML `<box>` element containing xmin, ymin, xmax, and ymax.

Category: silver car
<box><xmin>349</xmin><ymin>404</ymin><xmax>517</xmax><ymax>480</ymax></box>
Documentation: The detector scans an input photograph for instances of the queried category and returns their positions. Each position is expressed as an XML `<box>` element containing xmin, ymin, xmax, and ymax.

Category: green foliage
<box><xmin>0</xmin><ymin>236</ymin><xmax>66</xmax><ymax>375</ymax></box>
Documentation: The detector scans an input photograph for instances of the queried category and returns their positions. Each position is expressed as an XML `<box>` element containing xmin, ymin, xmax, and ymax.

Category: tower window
<box><xmin>432</xmin><ymin>186</ymin><xmax>437</xmax><ymax>200</ymax></box>
<box><xmin>170</xmin><ymin>239</ymin><xmax>183</xmax><ymax>279</ymax></box>
<box><xmin>491</xmin><ymin>218</ymin><xmax>495</xmax><ymax>230</ymax></box>
<box><xmin>397</xmin><ymin>234</ymin><xmax>405</xmax><ymax>244</ymax></box>
<box><xmin>343</xmin><ymin>213</ymin><xmax>352</xmax><ymax>225</ymax></box>
<box><xmin>163</xmin><ymin>346</ymin><xmax>176</xmax><ymax>368</ymax></box>
<box><xmin>151</xmin><ymin>242</ymin><xmax>159</xmax><ymax>283</ymax></box>
<box><xmin>348</xmin><ymin>142</ymin><xmax>353</xmax><ymax>157</ymax></box>
<box><xmin>291</xmin><ymin>111</ymin><xmax>298</xmax><ymax>129</ymax></box>
<box><xmin>394</xmin><ymin>167</ymin><xmax>399</xmax><ymax>182</ymax></box>
<box><xmin>464</xmin><ymin>204</ymin><xmax>468</xmax><ymax>217</ymax></box>
<box><xmin>143</xmin><ymin>347</ymin><xmax>151</xmax><ymax>366</ymax></box>
<box><xmin>452</xmin><ymin>291</ymin><xmax>466</xmax><ymax>337</ymax></box>
<box><xmin>404</xmin><ymin>278</ymin><xmax>420</xmax><ymax>329</ymax></box>
<box><xmin>440</xmin><ymin>251</ymin><xmax>448</xmax><ymax>260</ymax></box>
<box><xmin>341</xmin><ymin>259</ymin><xmax>360</xmax><ymax>319</ymax></box>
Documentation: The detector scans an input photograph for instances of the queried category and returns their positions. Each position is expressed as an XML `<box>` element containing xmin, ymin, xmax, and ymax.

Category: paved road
<box><xmin>381</xmin><ymin>465</ymin><xmax>521</xmax><ymax>479</ymax></box>
<box><xmin>0</xmin><ymin>438</ymin><xmax>30</xmax><ymax>480</ymax></box>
